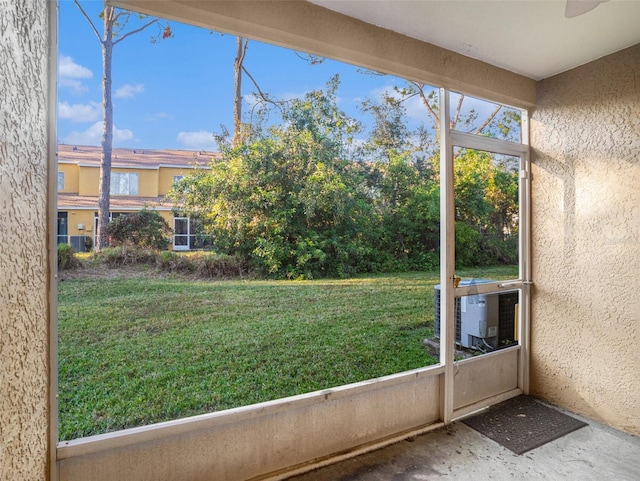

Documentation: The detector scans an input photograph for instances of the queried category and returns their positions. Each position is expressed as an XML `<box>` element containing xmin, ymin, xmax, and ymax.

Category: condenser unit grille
<box><xmin>498</xmin><ymin>292</ymin><xmax>519</xmax><ymax>346</ymax></box>
<box><xmin>69</xmin><ymin>235</ymin><xmax>91</xmax><ymax>253</ymax></box>
<box><xmin>434</xmin><ymin>280</ymin><xmax>518</xmax><ymax>350</ymax></box>
<box><xmin>434</xmin><ymin>289</ymin><xmax>461</xmax><ymax>343</ymax></box>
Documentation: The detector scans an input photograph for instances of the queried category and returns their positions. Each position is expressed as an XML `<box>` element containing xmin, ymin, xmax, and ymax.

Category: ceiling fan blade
<box><xmin>565</xmin><ymin>0</ymin><xmax>609</xmax><ymax>18</ymax></box>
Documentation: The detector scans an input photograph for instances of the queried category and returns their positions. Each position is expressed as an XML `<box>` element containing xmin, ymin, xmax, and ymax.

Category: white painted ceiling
<box><xmin>310</xmin><ymin>0</ymin><xmax>640</xmax><ymax>80</ymax></box>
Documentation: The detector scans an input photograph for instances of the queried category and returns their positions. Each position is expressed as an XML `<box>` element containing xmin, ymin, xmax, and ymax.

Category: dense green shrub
<box><xmin>157</xmin><ymin>251</ymin><xmax>250</xmax><ymax>278</ymax></box>
<box><xmin>171</xmin><ymin>79</ymin><xmax>379</xmax><ymax>279</ymax></box>
<box><xmin>194</xmin><ymin>252</ymin><xmax>250</xmax><ymax>278</ymax></box>
<box><xmin>96</xmin><ymin>245</ymin><xmax>157</xmax><ymax>266</ymax></box>
<box><xmin>105</xmin><ymin>208</ymin><xmax>171</xmax><ymax>250</ymax></box>
<box><xmin>58</xmin><ymin>243</ymin><xmax>81</xmax><ymax>270</ymax></box>
<box><xmin>156</xmin><ymin>251</ymin><xmax>194</xmax><ymax>272</ymax></box>
<box><xmin>169</xmin><ymin>78</ymin><xmax>520</xmax><ymax>277</ymax></box>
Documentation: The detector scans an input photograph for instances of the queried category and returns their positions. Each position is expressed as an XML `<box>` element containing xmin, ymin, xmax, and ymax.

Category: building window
<box><xmin>173</xmin><ymin>175</ymin><xmax>184</xmax><ymax>184</ymax></box>
<box><xmin>57</xmin><ymin>172</ymin><xmax>64</xmax><ymax>191</ymax></box>
<box><xmin>173</xmin><ymin>216</ymin><xmax>213</xmax><ymax>251</ymax></box>
<box><xmin>93</xmin><ymin>211</ymin><xmax>129</xmax><ymax>248</ymax></box>
<box><xmin>110</xmin><ymin>172</ymin><xmax>139</xmax><ymax>195</ymax></box>
<box><xmin>57</xmin><ymin>211</ymin><xmax>68</xmax><ymax>244</ymax></box>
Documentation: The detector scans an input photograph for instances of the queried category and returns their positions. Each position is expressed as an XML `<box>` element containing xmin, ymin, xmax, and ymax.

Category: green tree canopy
<box><xmin>172</xmin><ymin>76</ymin><xmax>520</xmax><ymax>277</ymax></box>
<box><xmin>171</xmin><ymin>77</ymin><xmax>377</xmax><ymax>278</ymax></box>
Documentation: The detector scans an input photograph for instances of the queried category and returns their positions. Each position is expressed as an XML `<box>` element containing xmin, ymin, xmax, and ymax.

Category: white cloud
<box><xmin>59</xmin><ymin>55</ymin><xmax>92</xmax><ymax>93</ymax></box>
<box><xmin>278</xmin><ymin>91</ymin><xmax>308</xmax><ymax>102</ymax></box>
<box><xmin>59</xmin><ymin>55</ymin><xmax>93</xmax><ymax>79</ymax></box>
<box><xmin>115</xmin><ymin>83</ymin><xmax>145</xmax><ymax>99</ymax></box>
<box><xmin>63</xmin><ymin>121</ymin><xmax>134</xmax><ymax>146</ymax></box>
<box><xmin>144</xmin><ymin>112</ymin><xmax>171</xmax><ymax>121</ymax></box>
<box><xmin>176</xmin><ymin>131</ymin><xmax>218</xmax><ymax>150</ymax></box>
<box><xmin>59</xmin><ymin>78</ymin><xmax>89</xmax><ymax>94</ymax></box>
<box><xmin>369</xmin><ymin>85</ymin><xmax>410</xmax><ymax>102</ymax></box>
<box><xmin>404</xmin><ymin>95</ymin><xmax>432</xmax><ymax>123</ymax></box>
<box><xmin>58</xmin><ymin>101</ymin><xmax>101</xmax><ymax>123</ymax></box>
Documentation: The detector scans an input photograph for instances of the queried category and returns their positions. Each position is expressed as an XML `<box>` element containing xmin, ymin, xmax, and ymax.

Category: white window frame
<box><xmin>57</xmin><ymin>171</ymin><xmax>64</xmax><ymax>191</ymax></box>
<box><xmin>173</xmin><ymin>216</ymin><xmax>190</xmax><ymax>251</ymax></box>
<box><xmin>110</xmin><ymin>172</ymin><xmax>139</xmax><ymax>195</ymax></box>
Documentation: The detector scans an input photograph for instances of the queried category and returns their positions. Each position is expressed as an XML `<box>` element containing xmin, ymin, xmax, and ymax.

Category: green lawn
<box><xmin>57</xmin><ymin>265</ymin><xmax>517</xmax><ymax>440</ymax></box>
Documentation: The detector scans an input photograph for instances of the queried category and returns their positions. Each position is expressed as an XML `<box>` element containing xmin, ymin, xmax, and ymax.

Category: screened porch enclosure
<box><xmin>57</xmin><ymin>67</ymin><xmax>531</xmax><ymax>481</ymax></box>
<box><xmin>0</xmin><ymin>0</ymin><xmax>624</xmax><ymax>481</ymax></box>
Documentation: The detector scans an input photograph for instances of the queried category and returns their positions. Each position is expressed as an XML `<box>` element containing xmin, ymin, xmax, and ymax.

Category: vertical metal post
<box><xmin>439</xmin><ymin>89</ymin><xmax>455</xmax><ymax>423</ymax></box>
<box><xmin>49</xmin><ymin>2</ymin><xmax>60</xmax><ymax>479</ymax></box>
<box><xmin>518</xmin><ymin>110</ymin><xmax>532</xmax><ymax>394</ymax></box>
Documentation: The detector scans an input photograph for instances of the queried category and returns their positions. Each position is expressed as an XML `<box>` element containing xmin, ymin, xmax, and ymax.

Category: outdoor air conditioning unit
<box><xmin>70</xmin><ymin>235</ymin><xmax>92</xmax><ymax>253</ymax></box>
<box><xmin>434</xmin><ymin>279</ymin><xmax>518</xmax><ymax>351</ymax></box>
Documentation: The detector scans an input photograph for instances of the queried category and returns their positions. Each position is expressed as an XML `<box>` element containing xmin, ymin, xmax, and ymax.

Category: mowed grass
<box><xmin>57</xmin><ymin>265</ymin><xmax>517</xmax><ymax>440</ymax></box>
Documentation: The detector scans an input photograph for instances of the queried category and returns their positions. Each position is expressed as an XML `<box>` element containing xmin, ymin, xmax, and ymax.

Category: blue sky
<box><xmin>57</xmin><ymin>1</ymin><xmax>512</xmax><ymax>151</ymax></box>
<box><xmin>57</xmin><ymin>0</ymin><xmax>433</xmax><ymax>151</ymax></box>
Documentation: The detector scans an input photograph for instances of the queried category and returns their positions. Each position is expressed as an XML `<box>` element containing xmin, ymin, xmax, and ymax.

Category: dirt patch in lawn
<box><xmin>58</xmin><ymin>264</ymin><xmax>174</xmax><ymax>281</ymax></box>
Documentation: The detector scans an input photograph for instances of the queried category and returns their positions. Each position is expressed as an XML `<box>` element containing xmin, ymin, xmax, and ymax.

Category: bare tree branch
<box><xmin>412</xmin><ymin>81</ymin><xmax>439</xmax><ymax>126</ymax></box>
<box><xmin>452</xmin><ymin>94</ymin><xmax>464</xmax><ymax>130</ymax></box>
<box><xmin>473</xmin><ymin>104</ymin><xmax>502</xmax><ymax>134</ymax></box>
<box><xmin>233</xmin><ymin>37</ymin><xmax>249</xmax><ymax>146</ymax></box>
<box><xmin>238</xmin><ymin>36</ymin><xmax>248</xmax><ymax>64</ymax></box>
<box><xmin>73</xmin><ymin>0</ymin><xmax>102</xmax><ymax>44</ymax></box>
<box><xmin>357</xmin><ymin>67</ymin><xmax>386</xmax><ymax>76</ymax></box>
<box><xmin>293</xmin><ymin>51</ymin><xmax>325</xmax><ymax>65</ymax></box>
<box><xmin>113</xmin><ymin>18</ymin><xmax>159</xmax><ymax>46</ymax></box>
<box><xmin>241</xmin><ymin>65</ymin><xmax>283</xmax><ymax>111</ymax></box>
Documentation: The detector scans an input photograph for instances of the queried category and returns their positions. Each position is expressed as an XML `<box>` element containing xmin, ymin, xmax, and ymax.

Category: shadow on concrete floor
<box><xmin>288</xmin><ymin>411</ymin><xmax>639</xmax><ymax>481</ymax></box>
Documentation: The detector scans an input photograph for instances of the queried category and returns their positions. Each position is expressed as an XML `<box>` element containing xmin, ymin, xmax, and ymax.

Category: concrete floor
<box><xmin>288</xmin><ymin>410</ymin><xmax>640</xmax><ymax>481</ymax></box>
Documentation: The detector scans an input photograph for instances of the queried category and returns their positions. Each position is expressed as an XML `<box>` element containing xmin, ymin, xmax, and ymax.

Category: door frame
<box><xmin>439</xmin><ymin>88</ymin><xmax>531</xmax><ymax>423</ymax></box>
<box><xmin>173</xmin><ymin>216</ymin><xmax>190</xmax><ymax>251</ymax></box>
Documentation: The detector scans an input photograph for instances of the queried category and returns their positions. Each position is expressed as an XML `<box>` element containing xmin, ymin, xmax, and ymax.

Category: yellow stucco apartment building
<box><xmin>56</xmin><ymin>144</ymin><xmax>212</xmax><ymax>251</ymax></box>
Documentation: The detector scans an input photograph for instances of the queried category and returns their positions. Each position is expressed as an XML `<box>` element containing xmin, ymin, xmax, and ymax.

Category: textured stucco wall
<box><xmin>0</xmin><ymin>0</ymin><xmax>53</xmax><ymax>479</ymax></box>
<box><xmin>530</xmin><ymin>44</ymin><xmax>640</xmax><ymax>435</ymax></box>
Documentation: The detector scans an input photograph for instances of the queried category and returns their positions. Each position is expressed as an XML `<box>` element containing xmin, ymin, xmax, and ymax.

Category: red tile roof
<box><xmin>58</xmin><ymin>193</ymin><xmax>174</xmax><ymax>211</ymax></box>
<box><xmin>57</xmin><ymin>144</ymin><xmax>217</xmax><ymax>169</ymax></box>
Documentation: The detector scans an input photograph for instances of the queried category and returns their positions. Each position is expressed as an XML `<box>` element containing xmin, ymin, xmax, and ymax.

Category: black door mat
<box><xmin>461</xmin><ymin>395</ymin><xmax>588</xmax><ymax>455</ymax></box>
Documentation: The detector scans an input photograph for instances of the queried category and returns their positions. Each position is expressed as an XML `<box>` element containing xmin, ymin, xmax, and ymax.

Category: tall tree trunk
<box><xmin>97</xmin><ymin>5</ymin><xmax>114</xmax><ymax>250</ymax></box>
<box><xmin>73</xmin><ymin>0</ymin><xmax>167</xmax><ymax>251</ymax></box>
<box><xmin>233</xmin><ymin>37</ymin><xmax>247</xmax><ymax>147</ymax></box>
